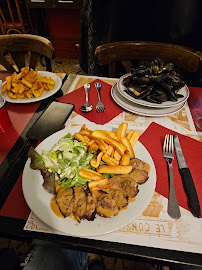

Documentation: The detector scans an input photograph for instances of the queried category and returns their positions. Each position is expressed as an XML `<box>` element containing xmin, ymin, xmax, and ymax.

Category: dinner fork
<box><xmin>95</xmin><ymin>82</ymin><xmax>105</xmax><ymax>112</ymax></box>
<box><xmin>163</xmin><ymin>134</ymin><xmax>181</xmax><ymax>219</ymax></box>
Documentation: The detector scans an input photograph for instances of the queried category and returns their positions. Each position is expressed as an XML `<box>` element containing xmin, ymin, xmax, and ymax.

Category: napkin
<box><xmin>56</xmin><ymin>79</ymin><xmax>123</xmax><ymax>124</ymax></box>
<box><xmin>139</xmin><ymin>122</ymin><xmax>202</xmax><ymax>216</ymax></box>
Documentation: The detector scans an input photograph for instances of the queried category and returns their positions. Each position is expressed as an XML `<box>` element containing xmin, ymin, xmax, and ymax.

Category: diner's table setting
<box><xmin>0</xmin><ymin>66</ymin><xmax>202</xmax><ymax>269</ymax></box>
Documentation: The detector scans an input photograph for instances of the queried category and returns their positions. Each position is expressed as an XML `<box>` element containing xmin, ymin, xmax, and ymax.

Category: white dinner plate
<box><xmin>112</xmin><ymin>83</ymin><xmax>186</xmax><ymax>117</ymax></box>
<box><xmin>117</xmin><ymin>73</ymin><xmax>189</xmax><ymax>108</ymax></box>
<box><xmin>3</xmin><ymin>71</ymin><xmax>62</xmax><ymax>103</ymax></box>
<box><xmin>22</xmin><ymin>124</ymin><xmax>156</xmax><ymax>237</ymax></box>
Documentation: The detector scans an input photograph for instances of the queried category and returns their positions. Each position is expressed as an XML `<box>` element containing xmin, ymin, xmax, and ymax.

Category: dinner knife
<box><xmin>173</xmin><ymin>134</ymin><xmax>201</xmax><ymax>218</ymax></box>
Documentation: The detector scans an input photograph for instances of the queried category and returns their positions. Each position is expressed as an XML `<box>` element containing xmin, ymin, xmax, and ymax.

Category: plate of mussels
<box><xmin>117</xmin><ymin>58</ymin><xmax>189</xmax><ymax>108</ymax></box>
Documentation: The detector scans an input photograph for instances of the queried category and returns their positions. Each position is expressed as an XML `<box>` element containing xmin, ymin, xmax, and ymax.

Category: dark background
<box><xmin>79</xmin><ymin>0</ymin><xmax>202</xmax><ymax>85</ymax></box>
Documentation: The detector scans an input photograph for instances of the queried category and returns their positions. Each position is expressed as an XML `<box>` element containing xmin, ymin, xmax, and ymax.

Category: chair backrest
<box><xmin>0</xmin><ymin>34</ymin><xmax>55</xmax><ymax>72</ymax></box>
<box><xmin>94</xmin><ymin>41</ymin><xmax>202</xmax><ymax>77</ymax></box>
<box><xmin>0</xmin><ymin>0</ymin><xmax>26</xmax><ymax>35</ymax></box>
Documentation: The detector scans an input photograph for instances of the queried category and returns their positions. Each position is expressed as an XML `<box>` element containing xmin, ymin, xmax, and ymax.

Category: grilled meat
<box><xmin>106</xmin><ymin>187</ymin><xmax>128</xmax><ymax>209</ymax></box>
<box><xmin>109</xmin><ymin>175</ymin><xmax>139</xmax><ymax>198</ymax></box>
<box><xmin>86</xmin><ymin>191</ymin><xmax>96</xmax><ymax>221</ymax></box>
<box><xmin>74</xmin><ymin>186</ymin><xmax>87</xmax><ymax>222</ymax></box>
<box><xmin>92</xmin><ymin>191</ymin><xmax>119</xmax><ymax>218</ymax></box>
<box><xmin>129</xmin><ymin>169</ymin><xmax>149</xmax><ymax>184</ymax></box>
<box><xmin>56</xmin><ymin>187</ymin><xmax>75</xmax><ymax>217</ymax></box>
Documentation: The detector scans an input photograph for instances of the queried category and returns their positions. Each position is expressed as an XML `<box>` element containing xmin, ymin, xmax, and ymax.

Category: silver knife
<box><xmin>173</xmin><ymin>134</ymin><xmax>201</xmax><ymax>218</ymax></box>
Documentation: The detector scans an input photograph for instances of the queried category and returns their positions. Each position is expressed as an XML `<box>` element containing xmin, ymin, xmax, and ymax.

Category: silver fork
<box><xmin>95</xmin><ymin>82</ymin><xmax>105</xmax><ymax>112</ymax></box>
<box><xmin>163</xmin><ymin>134</ymin><xmax>181</xmax><ymax>219</ymax></box>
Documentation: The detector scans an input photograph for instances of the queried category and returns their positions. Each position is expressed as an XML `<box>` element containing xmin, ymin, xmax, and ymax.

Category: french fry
<box><xmin>113</xmin><ymin>150</ymin><xmax>121</xmax><ymax>161</ymax></box>
<box><xmin>88</xmin><ymin>143</ymin><xmax>99</xmax><ymax>153</ymax></box>
<box><xmin>94</xmin><ymin>138</ymin><xmax>109</xmax><ymax>152</ymax></box>
<box><xmin>79</xmin><ymin>168</ymin><xmax>104</xmax><ymax>180</ymax></box>
<box><xmin>86</xmin><ymin>139</ymin><xmax>95</xmax><ymax>147</ymax></box>
<box><xmin>21</xmin><ymin>78</ymin><xmax>33</xmax><ymax>88</ymax></box>
<box><xmin>120</xmin><ymin>151</ymin><xmax>131</xmax><ymax>165</ymax></box>
<box><xmin>102</xmin><ymin>154</ymin><xmax>119</xmax><ymax>166</ymax></box>
<box><xmin>97</xmin><ymin>165</ymin><xmax>133</xmax><ymax>174</ymax></box>
<box><xmin>120</xmin><ymin>137</ymin><xmax>135</xmax><ymax>158</ymax></box>
<box><xmin>117</xmin><ymin>122</ymin><xmax>128</xmax><ymax>140</ymax></box>
<box><xmin>6</xmin><ymin>76</ymin><xmax>11</xmax><ymax>91</ymax></box>
<box><xmin>2</xmin><ymin>83</ymin><xmax>7</xmax><ymax>94</ymax></box>
<box><xmin>126</xmin><ymin>130</ymin><xmax>134</xmax><ymax>140</ymax></box>
<box><xmin>91</xmin><ymin>130</ymin><xmax>126</xmax><ymax>156</ymax></box>
<box><xmin>7</xmin><ymin>91</ymin><xmax>17</xmax><ymax>99</ymax></box>
<box><xmin>129</xmin><ymin>132</ymin><xmax>140</xmax><ymax>147</ymax></box>
<box><xmin>88</xmin><ymin>178</ymin><xmax>111</xmax><ymax>191</ymax></box>
<box><xmin>90</xmin><ymin>152</ymin><xmax>104</xmax><ymax>168</ymax></box>
<box><xmin>105</xmin><ymin>145</ymin><xmax>114</xmax><ymax>156</ymax></box>
<box><xmin>79</xmin><ymin>129</ymin><xmax>92</xmax><ymax>136</ymax></box>
<box><xmin>74</xmin><ymin>133</ymin><xmax>85</xmax><ymax>142</ymax></box>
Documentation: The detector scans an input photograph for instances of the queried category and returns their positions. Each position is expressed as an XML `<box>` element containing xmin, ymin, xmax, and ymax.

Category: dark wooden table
<box><xmin>0</xmin><ymin>73</ymin><xmax>202</xmax><ymax>269</ymax></box>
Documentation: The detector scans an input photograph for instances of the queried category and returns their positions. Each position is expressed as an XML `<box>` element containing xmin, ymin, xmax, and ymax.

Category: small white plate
<box><xmin>3</xmin><ymin>71</ymin><xmax>62</xmax><ymax>104</ymax></box>
<box><xmin>117</xmin><ymin>73</ymin><xmax>189</xmax><ymax>108</ymax></box>
<box><xmin>111</xmin><ymin>83</ymin><xmax>186</xmax><ymax>117</ymax></box>
<box><xmin>22</xmin><ymin>124</ymin><xmax>156</xmax><ymax>237</ymax></box>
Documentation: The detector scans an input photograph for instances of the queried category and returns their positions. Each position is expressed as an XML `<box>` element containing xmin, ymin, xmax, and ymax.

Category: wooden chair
<box><xmin>0</xmin><ymin>34</ymin><xmax>55</xmax><ymax>72</ymax></box>
<box><xmin>0</xmin><ymin>0</ymin><xmax>27</xmax><ymax>35</ymax></box>
<box><xmin>94</xmin><ymin>41</ymin><xmax>202</xmax><ymax>78</ymax></box>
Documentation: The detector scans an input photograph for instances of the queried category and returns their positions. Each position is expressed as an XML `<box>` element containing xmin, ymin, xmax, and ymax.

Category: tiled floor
<box><xmin>0</xmin><ymin>57</ymin><xmax>169</xmax><ymax>269</ymax></box>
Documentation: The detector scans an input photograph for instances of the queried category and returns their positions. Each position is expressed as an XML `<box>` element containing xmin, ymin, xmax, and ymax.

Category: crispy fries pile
<box><xmin>75</xmin><ymin>123</ymin><xmax>140</xmax><ymax>192</ymax></box>
<box><xmin>2</xmin><ymin>68</ymin><xmax>55</xmax><ymax>99</ymax></box>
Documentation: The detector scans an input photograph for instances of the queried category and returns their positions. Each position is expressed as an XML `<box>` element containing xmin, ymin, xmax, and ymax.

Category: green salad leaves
<box><xmin>28</xmin><ymin>133</ymin><xmax>97</xmax><ymax>190</ymax></box>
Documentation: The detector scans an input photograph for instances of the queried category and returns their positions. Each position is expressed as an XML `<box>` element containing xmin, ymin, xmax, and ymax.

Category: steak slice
<box><xmin>129</xmin><ymin>169</ymin><xmax>149</xmax><ymax>184</ymax></box>
<box><xmin>109</xmin><ymin>175</ymin><xmax>139</xmax><ymax>198</ymax></box>
<box><xmin>74</xmin><ymin>186</ymin><xmax>87</xmax><ymax>222</ymax></box>
<box><xmin>56</xmin><ymin>187</ymin><xmax>75</xmax><ymax>217</ymax></box>
<box><xmin>92</xmin><ymin>191</ymin><xmax>119</xmax><ymax>218</ymax></box>
<box><xmin>106</xmin><ymin>188</ymin><xmax>128</xmax><ymax>210</ymax></box>
<box><xmin>86</xmin><ymin>191</ymin><xmax>96</xmax><ymax>221</ymax></box>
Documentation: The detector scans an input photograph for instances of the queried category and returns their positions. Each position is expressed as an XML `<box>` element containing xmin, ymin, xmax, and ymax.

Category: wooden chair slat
<box><xmin>29</xmin><ymin>52</ymin><xmax>40</xmax><ymax>70</ymax></box>
<box><xmin>10</xmin><ymin>52</ymin><xmax>26</xmax><ymax>71</ymax></box>
<box><xmin>0</xmin><ymin>54</ymin><xmax>16</xmax><ymax>72</ymax></box>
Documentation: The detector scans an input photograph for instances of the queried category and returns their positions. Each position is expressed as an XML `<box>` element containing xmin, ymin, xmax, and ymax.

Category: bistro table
<box><xmin>0</xmin><ymin>72</ymin><xmax>202</xmax><ymax>269</ymax></box>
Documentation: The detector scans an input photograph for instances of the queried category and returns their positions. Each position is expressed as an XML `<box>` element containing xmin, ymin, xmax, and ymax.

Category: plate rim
<box><xmin>22</xmin><ymin>125</ymin><xmax>157</xmax><ymax>237</ymax></box>
<box><xmin>117</xmin><ymin>73</ymin><xmax>189</xmax><ymax>108</ymax></box>
<box><xmin>111</xmin><ymin>83</ymin><xmax>186</xmax><ymax>117</ymax></box>
<box><xmin>2</xmin><ymin>70</ymin><xmax>62</xmax><ymax>104</ymax></box>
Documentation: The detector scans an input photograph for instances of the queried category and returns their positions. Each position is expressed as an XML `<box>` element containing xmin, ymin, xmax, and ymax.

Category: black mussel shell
<box><xmin>132</xmin><ymin>66</ymin><xmax>152</xmax><ymax>77</ymax></box>
<box><xmin>166</xmin><ymin>90</ymin><xmax>178</xmax><ymax>101</ymax></box>
<box><xmin>125</xmin><ymin>86</ymin><xmax>152</xmax><ymax>99</ymax></box>
<box><xmin>151</xmin><ymin>58</ymin><xmax>164</xmax><ymax>74</ymax></box>
<box><xmin>136</xmin><ymin>76</ymin><xmax>150</xmax><ymax>85</ymax></box>
<box><xmin>144</xmin><ymin>94</ymin><xmax>162</xmax><ymax>104</ymax></box>
<box><xmin>153</xmin><ymin>90</ymin><xmax>167</xmax><ymax>102</ymax></box>
<box><xmin>163</xmin><ymin>62</ymin><xmax>174</xmax><ymax>73</ymax></box>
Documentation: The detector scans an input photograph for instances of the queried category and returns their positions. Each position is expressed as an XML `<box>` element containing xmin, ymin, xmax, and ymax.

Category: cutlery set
<box><xmin>163</xmin><ymin>134</ymin><xmax>201</xmax><ymax>219</ymax></box>
<box><xmin>80</xmin><ymin>83</ymin><xmax>105</xmax><ymax>113</ymax></box>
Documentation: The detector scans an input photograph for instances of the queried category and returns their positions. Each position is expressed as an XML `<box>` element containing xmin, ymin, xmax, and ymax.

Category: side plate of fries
<box><xmin>2</xmin><ymin>70</ymin><xmax>62</xmax><ymax>104</ymax></box>
<box><xmin>22</xmin><ymin>124</ymin><xmax>157</xmax><ymax>237</ymax></box>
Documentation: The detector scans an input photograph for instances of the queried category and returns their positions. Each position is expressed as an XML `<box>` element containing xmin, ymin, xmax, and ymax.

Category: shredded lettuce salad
<box><xmin>40</xmin><ymin>133</ymin><xmax>97</xmax><ymax>189</ymax></box>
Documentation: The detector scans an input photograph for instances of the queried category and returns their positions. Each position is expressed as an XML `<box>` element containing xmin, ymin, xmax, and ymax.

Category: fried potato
<box><xmin>102</xmin><ymin>154</ymin><xmax>119</xmax><ymax>166</ymax></box>
<box><xmin>120</xmin><ymin>151</ymin><xmax>130</xmax><ymax>166</ymax></box>
<box><xmin>97</xmin><ymin>165</ymin><xmax>133</xmax><ymax>174</ymax></box>
<box><xmin>117</xmin><ymin>122</ymin><xmax>128</xmax><ymax>140</ymax></box>
<box><xmin>120</xmin><ymin>137</ymin><xmax>135</xmax><ymax>158</ymax></box>
<box><xmin>21</xmin><ymin>78</ymin><xmax>33</xmax><ymax>88</ymax></box>
<box><xmin>88</xmin><ymin>142</ymin><xmax>99</xmax><ymax>153</ymax></box>
<box><xmin>88</xmin><ymin>178</ymin><xmax>111</xmax><ymax>191</ymax></box>
<box><xmin>79</xmin><ymin>168</ymin><xmax>104</xmax><ymax>180</ymax></box>
<box><xmin>129</xmin><ymin>131</ymin><xmax>140</xmax><ymax>147</ymax></box>
<box><xmin>90</xmin><ymin>152</ymin><xmax>104</xmax><ymax>168</ymax></box>
<box><xmin>94</xmin><ymin>138</ymin><xmax>109</xmax><ymax>152</ymax></box>
<box><xmin>113</xmin><ymin>150</ymin><xmax>121</xmax><ymax>161</ymax></box>
<box><xmin>91</xmin><ymin>130</ymin><xmax>126</xmax><ymax>156</ymax></box>
<box><xmin>2</xmin><ymin>83</ymin><xmax>7</xmax><ymax>94</ymax></box>
<box><xmin>6</xmin><ymin>76</ymin><xmax>11</xmax><ymax>91</ymax></box>
<box><xmin>4</xmin><ymin>68</ymin><xmax>56</xmax><ymax>99</ymax></box>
